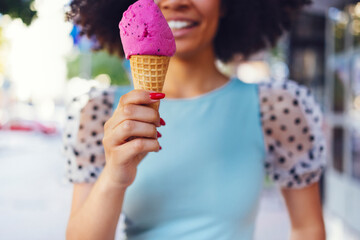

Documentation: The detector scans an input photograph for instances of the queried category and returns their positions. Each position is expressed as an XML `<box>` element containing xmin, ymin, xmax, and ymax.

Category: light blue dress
<box><xmin>63</xmin><ymin>78</ymin><xmax>326</xmax><ymax>240</ymax></box>
<box><xmin>113</xmin><ymin>78</ymin><xmax>265</xmax><ymax>239</ymax></box>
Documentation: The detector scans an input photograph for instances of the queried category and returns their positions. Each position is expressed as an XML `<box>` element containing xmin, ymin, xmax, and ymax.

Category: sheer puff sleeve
<box><xmin>62</xmin><ymin>87</ymin><xmax>116</xmax><ymax>183</ymax></box>
<box><xmin>259</xmin><ymin>80</ymin><xmax>326</xmax><ymax>189</ymax></box>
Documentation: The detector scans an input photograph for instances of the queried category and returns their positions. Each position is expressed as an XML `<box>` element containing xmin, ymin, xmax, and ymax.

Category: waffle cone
<box><xmin>130</xmin><ymin>55</ymin><xmax>170</xmax><ymax>111</ymax></box>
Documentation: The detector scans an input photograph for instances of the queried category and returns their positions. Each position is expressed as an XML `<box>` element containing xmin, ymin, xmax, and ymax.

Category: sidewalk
<box><xmin>0</xmin><ymin>132</ymin><xmax>358</xmax><ymax>240</ymax></box>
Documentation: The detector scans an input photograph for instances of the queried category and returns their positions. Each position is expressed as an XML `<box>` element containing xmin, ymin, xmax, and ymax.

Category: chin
<box><xmin>173</xmin><ymin>41</ymin><xmax>208</xmax><ymax>59</ymax></box>
<box><xmin>174</xmin><ymin>50</ymin><xmax>197</xmax><ymax>60</ymax></box>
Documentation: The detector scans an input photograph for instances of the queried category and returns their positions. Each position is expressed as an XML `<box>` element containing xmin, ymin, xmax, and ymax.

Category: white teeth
<box><xmin>167</xmin><ymin>21</ymin><xmax>193</xmax><ymax>30</ymax></box>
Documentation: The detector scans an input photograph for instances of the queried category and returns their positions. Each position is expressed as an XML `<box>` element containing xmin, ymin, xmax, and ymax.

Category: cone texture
<box><xmin>130</xmin><ymin>55</ymin><xmax>170</xmax><ymax>91</ymax></box>
<box><xmin>130</xmin><ymin>55</ymin><xmax>170</xmax><ymax>110</ymax></box>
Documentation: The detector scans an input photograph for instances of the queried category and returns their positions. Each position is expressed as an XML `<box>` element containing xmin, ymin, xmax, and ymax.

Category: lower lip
<box><xmin>171</xmin><ymin>25</ymin><xmax>198</xmax><ymax>38</ymax></box>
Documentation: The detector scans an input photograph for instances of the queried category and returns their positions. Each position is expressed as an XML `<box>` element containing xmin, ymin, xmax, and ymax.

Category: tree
<box><xmin>0</xmin><ymin>0</ymin><xmax>36</xmax><ymax>25</ymax></box>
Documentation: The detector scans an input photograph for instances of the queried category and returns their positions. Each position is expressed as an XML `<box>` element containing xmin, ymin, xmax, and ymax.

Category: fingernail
<box><xmin>150</xmin><ymin>93</ymin><xmax>165</xmax><ymax>100</ymax></box>
<box><xmin>159</xmin><ymin>146</ymin><xmax>162</xmax><ymax>150</ymax></box>
<box><xmin>160</xmin><ymin>118</ymin><xmax>166</xmax><ymax>126</ymax></box>
<box><xmin>157</xmin><ymin>131</ymin><xmax>162</xmax><ymax>138</ymax></box>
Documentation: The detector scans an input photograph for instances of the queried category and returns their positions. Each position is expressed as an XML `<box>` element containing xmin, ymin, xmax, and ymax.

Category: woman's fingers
<box><xmin>110</xmin><ymin>138</ymin><xmax>161</xmax><ymax>164</ymax></box>
<box><xmin>118</xmin><ymin>90</ymin><xmax>164</xmax><ymax>108</ymax></box>
<box><xmin>115</xmin><ymin>104</ymin><xmax>161</xmax><ymax>129</ymax></box>
<box><xmin>105</xmin><ymin>90</ymin><xmax>164</xmax><ymax>130</ymax></box>
<box><xmin>101</xmin><ymin>90</ymin><xmax>165</xmax><ymax>188</ymax></box>
<box><xmin>104</xmin><ymin>120</ymin><xmax>158</xmax><ymax>147</ymax></box>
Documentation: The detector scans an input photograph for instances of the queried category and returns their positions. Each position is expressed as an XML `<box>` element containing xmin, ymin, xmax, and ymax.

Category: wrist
<box><xmin>98</xmin><ymin>166</ymin><xmax>128</xmax><ymax>194</ymax></box>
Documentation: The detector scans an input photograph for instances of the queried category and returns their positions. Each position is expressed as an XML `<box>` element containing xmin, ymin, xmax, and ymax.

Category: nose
<box><xmin>156</xmin><ymin>0</ymin><xmax>191</xmax><ymax>11</ymax></box>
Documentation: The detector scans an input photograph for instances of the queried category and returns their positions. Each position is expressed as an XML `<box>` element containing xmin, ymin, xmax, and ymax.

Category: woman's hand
<box><xmin>66</xmin><ymin>90</ymin><xmax>166</xmax><ymax>240</ymax></box>
<box><xmin>102</xmin><ymin>90</ymin><xmax>165</xmax><ymax>190</ymax></box>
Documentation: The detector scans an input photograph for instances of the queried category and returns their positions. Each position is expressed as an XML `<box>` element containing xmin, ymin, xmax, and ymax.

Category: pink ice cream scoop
<box><xmin>119</xmin><ymin>0</ymin><xmax>176</xmax><ymax>59</ymax></box>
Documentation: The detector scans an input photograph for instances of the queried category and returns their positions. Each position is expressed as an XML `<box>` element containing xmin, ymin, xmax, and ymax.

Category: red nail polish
<box><xmin>157</xmin><ymin>131</ymin><xmax>162</xmax><ymax>138</ymax></box>
<box><xmin>159</xmin><ymin>146</ymin><xmax>162</xmax><ymax>150</ymax></box>
<box><xmin>150</xmin><ymin>93</ymin><xmax>165</xmax><ymax>100</ymax></box>
<box><xmin>160</xmin><ymin>118</ymin><xmax>166</xmax><ymax>126</ymax></box>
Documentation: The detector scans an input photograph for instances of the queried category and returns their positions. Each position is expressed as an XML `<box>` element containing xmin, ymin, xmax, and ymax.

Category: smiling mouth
<box><xmin>167</xmin><ymin>20</ymin><xmax>199</xmax><ymax>30</ymax></box>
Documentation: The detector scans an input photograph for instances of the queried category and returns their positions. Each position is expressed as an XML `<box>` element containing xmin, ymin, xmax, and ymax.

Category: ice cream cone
<box><xmin>130</xmin><ymin>55</ymin><xmax>170</xmax><ymax>110</ymax></box>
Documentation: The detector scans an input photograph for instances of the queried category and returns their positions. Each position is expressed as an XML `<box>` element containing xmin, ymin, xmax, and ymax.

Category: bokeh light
<box><xmin>3</xmin><ymin>0</ymin><xmax>72</xmax><ymax>103</ymax></box>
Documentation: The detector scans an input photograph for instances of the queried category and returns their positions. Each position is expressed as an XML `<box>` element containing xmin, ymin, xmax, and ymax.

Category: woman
<box><xmin>64</xmin><ymin>0</ymin><xmax>326</xmax><ymax>239</ymax></box>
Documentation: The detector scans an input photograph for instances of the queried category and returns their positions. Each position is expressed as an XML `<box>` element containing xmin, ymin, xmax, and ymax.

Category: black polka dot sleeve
<box><xmin>62</xmin><ymin>87</ymin><xmax>116</xmax><ymax>183</ymax></box>
<box><xmin>259</xmin><ymin>80</ymin><xmax>326</xmax><ymax>189</ymax></box>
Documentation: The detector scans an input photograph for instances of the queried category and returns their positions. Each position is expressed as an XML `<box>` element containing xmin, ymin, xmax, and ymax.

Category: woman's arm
<box><xmin>66</xmin><ymin>167</ymin><xmax>126</xmax><ymax>240</ymax></box>
<box><xmin>258</xmin><ymin>80</ymin><xmax>326</xmax><ymax>238</ymax></box>
<box><xmin>66</xmin><ymin>90</ymin><xmax>164</xmax><ymax>239</ymax></box>
<box><xmin>281</xmin><ymin>182</ymin><xmax>326</xmax><ymax>240</ymax></box>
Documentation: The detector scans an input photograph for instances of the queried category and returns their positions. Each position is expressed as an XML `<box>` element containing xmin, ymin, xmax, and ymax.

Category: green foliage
<box><xmin>67</xmin><ymin>50</ymin><xmax>130</xmax><ymax>86</ymax></box>
<box><xmin>91</xmin><ymin>51</ymin><xmax>129</xmax><ymax>86</ymax></box>
<box><xmin>66</xmin><ymin>54</ymin><xmax>81</xmax><ymax>80</ymax></box>
<box><xmin>0</xmin><ymin>0</ymin><xmax>37</xmax><ymax>25</ymax></box>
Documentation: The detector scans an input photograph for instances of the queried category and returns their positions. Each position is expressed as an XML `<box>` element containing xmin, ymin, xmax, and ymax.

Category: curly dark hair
<box><xmin>66</xmin><ymin>0</ymin><xmax>311</xmax><ymax>62</ymax></box>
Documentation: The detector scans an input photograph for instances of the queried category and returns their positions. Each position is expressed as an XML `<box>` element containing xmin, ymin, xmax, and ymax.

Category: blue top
<box><xmin>114</xmin><ymin>78</ymin><xmax>265</xmax><ymax>239</ymax></box>
<box><xmin>63</xmin><ymin>78</ymin><xmax>326</xmax><ymax>239</ymax></box>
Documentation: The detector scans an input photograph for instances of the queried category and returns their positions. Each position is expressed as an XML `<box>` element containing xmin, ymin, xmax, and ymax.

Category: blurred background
<box><xmin>0</xmin><ymin>0</ymin><xmax>360</xmax><ymax>239</ymax></box>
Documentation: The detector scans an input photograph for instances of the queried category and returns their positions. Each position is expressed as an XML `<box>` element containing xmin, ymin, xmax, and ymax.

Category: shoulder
<box><xmin>258</xmin><ymin>79</ymin><xmax>326</xmax><ymax>189</ymax></box>
<box><xmin>62</xmin><ymin>86</ymin><xmax>117</xmax><ymax>183</ymax></box>
<box><xmin>257</xmin><ymin>79</ymin><xmax>323</xmax><ymax>134</ymax></box>
<box><xmin>226</xmin><ymin>78</ymin><xmax>260</xmax><ymax>99</ymax></box>
<box><xmin>258</xmin><ymin>80</ymin><xmax>317</xmax><ymax>107</ymax></box>
<box><xmin>68</xmin><ymin>87</ymin><xmax>117</xmax><ymax>115</ymax></box>
<box><xmin>64</xmin><ymin>87</ymin><xmax>117</xmax><ymax>144</ymax></box>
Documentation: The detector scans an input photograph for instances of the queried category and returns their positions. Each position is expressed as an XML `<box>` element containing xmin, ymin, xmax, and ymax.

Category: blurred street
<box><xmin>0</xmin><ymin>131</ymin><xmax>71</xmax><ymax>240</ymax></box>
<box><xmin>0</xmin><ymin>131</ymin><xmax>358</xmax><ymax>240</ymax></box>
